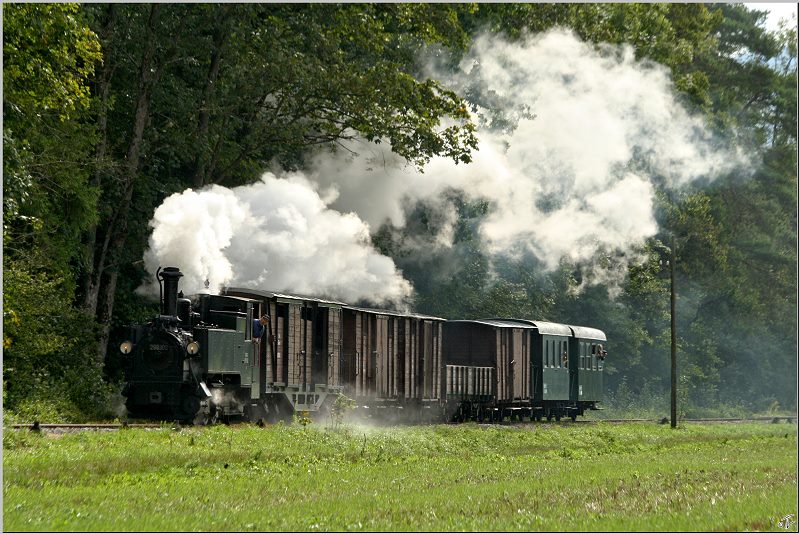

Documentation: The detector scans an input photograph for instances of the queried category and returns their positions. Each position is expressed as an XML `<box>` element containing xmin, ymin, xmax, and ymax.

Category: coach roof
<box><xmin>345</xmin><ymin>305</ymin><xmax>446</xmax><ymax>321</ymax></box>
<box><xmin>448</xmin><ymin>319</ymin><xmax>538</xmax><ymax>329</ymax></box>
<box><xmin>569</xmin><ymin>325</ymin><xmax>607</xmax><ymax>341</ymax></box>
<box><xmin>223</xmin><ymin>287</ymin><xmax>348</xmax><ymax>307</ymax></box>
<box><xmin>486</xmin><ymin>318</ymin><xmax>573</xmax><ymax>336</ymax></box>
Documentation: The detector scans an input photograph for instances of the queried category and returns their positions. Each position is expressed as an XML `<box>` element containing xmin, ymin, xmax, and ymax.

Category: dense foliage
<box><xmin>3</xmin><ymin>3</ymin><xmax>796</xmax><ymax>420</ymax></box>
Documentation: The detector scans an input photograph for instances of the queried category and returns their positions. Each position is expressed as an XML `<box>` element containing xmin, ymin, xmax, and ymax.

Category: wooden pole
<box><xmin>670</xmin><ymin>234</ymin><xmax>678</xmax><ymax>428</ymax></box>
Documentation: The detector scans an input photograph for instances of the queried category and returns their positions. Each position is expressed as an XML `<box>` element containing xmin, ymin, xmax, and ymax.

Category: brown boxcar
<box><xmin>341</xmin><ymin>306</ymin><xmax>445</xmax><ymax>416</ymax></box>
<box><xmin>223</xmin><ymin>287</ymin><xmax>345</xmax><ymax>419</ymax></box>
<box><xmin>443</xmin><ymin>319</ymin><xmax>537</xmax><ymax>407</ymax></box>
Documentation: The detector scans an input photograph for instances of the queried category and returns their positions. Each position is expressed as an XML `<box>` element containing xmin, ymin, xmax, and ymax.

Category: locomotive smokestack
<box><xmin>159</xmin><ymin>267</ymin><xmax>184</xmax><ymax>317</ymax></box>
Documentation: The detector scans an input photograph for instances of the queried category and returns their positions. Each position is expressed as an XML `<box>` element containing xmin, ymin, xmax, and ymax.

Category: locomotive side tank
<box><xmin>191</xmin><ymin>293</ymin><xmax>261</xmax><ymax>422</ymax></box>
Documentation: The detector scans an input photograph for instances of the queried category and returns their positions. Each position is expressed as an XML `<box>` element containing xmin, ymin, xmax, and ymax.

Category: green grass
<box><xmin>3</xmin><ymin>422</ymin><xmax>797</xmax><ymax>531</ymax></box>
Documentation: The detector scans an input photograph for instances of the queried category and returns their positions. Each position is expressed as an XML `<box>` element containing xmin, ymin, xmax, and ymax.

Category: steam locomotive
<box><xmin>120</xmin><ymin>267</ymin><xmax>607</xmax><ymax>424</ymax></box>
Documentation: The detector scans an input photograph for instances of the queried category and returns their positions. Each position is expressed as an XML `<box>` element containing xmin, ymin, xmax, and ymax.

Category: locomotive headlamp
<box><xmin>187</xmin><ymin>341</ymin><xmax>201</xmax><ymax>355</ymax></box>
<box><xmin>119</xmin><ymin>341</ymin><xmax>133</xmax><ymax>354</ymax></box>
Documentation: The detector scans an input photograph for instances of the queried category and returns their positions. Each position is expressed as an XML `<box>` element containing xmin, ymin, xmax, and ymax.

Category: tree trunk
<box><xmin>80</xmin><ymin>4</ymin><xmax>118</xmax><ymax>316</ymax></box>
<box><xmin>92</xmin><ymin>4</ymin><xmax>162</xmax><ymax>362</ymax></box>
<box><xmin>192</xmin><ymin>6</ymin><xmax>231</xmax><ymax>188</ymax></box>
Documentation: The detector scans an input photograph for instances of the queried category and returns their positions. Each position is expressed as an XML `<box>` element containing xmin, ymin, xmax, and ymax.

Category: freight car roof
<box><xmin>486</xmin><ymin>318</ymin><xmax>573</xmax><ymax>336</ymax></box>
<box><xmin>223</xmin><ymin>287</ymin><xmax>348</xmax><ymax>307</ymax></box>
<box><xmin>344</xmin><ymin>305</ymin><xmax>446</xmax><ymax>322</ymax></box>
<box><xmin>569</xmin><ymin>325</ymin><xmax>607</xmax><ymax>341</ymax></box>
<box><xmin>449</xmin><ymin>319</ymin><xmax>539</xmax><ymax>329</ymax></box>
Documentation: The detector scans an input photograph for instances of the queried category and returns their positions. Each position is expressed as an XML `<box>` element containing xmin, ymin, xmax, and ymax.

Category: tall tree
<box><xmin>3</xmin><ymin>3</ymin><xmax>106</xmax><ymax>416</ymax></box>
<box><xmin>77</xmin><ymin>4</ymin><xmax>480</xmax><ymax>360</ymax></box>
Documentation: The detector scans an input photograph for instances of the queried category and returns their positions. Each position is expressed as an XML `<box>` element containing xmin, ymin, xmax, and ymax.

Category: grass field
<box><xmin>3</xmin><ymin>421</ymin><xmax>797</xmax><ymax>532</ymax></box>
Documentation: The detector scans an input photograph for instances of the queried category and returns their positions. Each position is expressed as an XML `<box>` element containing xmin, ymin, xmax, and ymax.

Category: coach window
<box><xmin>545</xmin><ymin>340</ymin><xmax>550</xmax><ymax>368</ymax></box>
<box><xmin>553</xmin><ymin>340</ymin><xmax>558</xmax><ymax>368</ymax></box>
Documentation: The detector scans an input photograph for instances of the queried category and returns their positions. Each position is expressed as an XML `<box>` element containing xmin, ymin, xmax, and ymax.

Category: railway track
<box><xmin>8</xmin><ymin>415</ymin><xmax>796</xmax><ymax>433</ymax></box>
<box><xmin>9</xmin><ymin>422</ymin><xmax>166</xmax><ymax>433</ymax></box>
<box><xmin>492</xmin><ymin>416</ymin><xmax>798</xmax><ymax>428</ymax></box>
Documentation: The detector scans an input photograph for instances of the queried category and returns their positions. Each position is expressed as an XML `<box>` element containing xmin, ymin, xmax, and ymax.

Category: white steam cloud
<box><xmin>141</xmin><ymin>29</ymin><xmax>745</xmax><ymax>302</ymax></box>
<box><xmin>140</xmin><ymin>173</ymin><xmax>412</xmax><ymax>303</ymax></box>
<box><xmin>306</xmin><ymin>30</ymin><xmax>745</xmax><ymax>290</ymax></box>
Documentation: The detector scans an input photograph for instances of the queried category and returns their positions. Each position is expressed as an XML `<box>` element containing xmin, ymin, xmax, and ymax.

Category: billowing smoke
<box><xmin>141</xmin><ymin>29</ymin><xmax>745</xmax><ymax>302</ymax></box>
<box><xmin>139</xmin><ymin>173</ymin><xmax>412</xmax><ymax>303</ymax></box>
<box><xmin>306</xmin><ymin>30</ymin><xmax>746</xmax><ymax>290</ymax></box>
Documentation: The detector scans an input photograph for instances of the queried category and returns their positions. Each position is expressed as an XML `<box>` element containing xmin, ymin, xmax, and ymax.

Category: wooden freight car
<box><xmin>443</xmin><ymin>319</ymin><xmax>538</xmax><ymax>421</ymax></box>
<box><xmin>340</xmin><ymin>306</ymin><xmax>445</xmax><ymax>421</ymax></box>
<box><xmin>223</xmin><ymin>287</ymin><xmax>346</xmax><ymax>420</ymax></box>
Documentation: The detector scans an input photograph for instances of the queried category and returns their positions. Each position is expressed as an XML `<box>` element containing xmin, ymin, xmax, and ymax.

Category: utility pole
<box><xmin>670</xmin><ymin>234</ymin><xmax>677</xmax><ymax>428</ymax></box>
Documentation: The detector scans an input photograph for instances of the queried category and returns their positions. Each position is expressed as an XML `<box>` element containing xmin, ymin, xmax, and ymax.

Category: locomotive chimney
<box><xmin>158</xmin><ymin>267</ymin><xmax>184</xmax><ymax>317</ymax></box>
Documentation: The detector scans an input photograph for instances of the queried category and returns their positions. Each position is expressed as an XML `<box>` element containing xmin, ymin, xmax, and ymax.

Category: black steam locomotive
<box><xmin>120</xmin><ymin>267</ymin><xmax>607</xmax><ymax>424</ymax></box>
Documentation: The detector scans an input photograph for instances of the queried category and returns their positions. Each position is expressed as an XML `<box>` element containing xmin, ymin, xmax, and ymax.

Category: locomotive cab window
<box><xmin>245</xmin><ymin>305</ymin><xmax>254</xmax><ymax>341</ymax></box>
